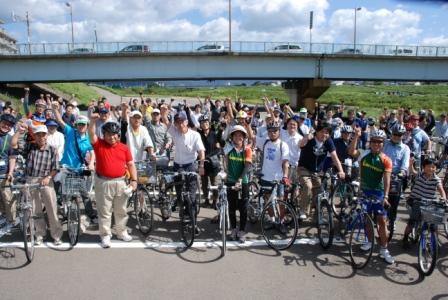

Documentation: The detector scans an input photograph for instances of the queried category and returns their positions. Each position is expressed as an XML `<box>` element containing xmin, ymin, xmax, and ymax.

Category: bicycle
<box><xmin>209</xmin><ymin>171</ymin><xmax>231</xmax><ymax>256</ymax></box>
<box><xmin>416</xmin><ymin>199</ymin><xmax>448</xmax><ymax>276</ymax></box>
<box><xmin>161</xmin><ymin>170</ymin><xmax>199</xmax><ymax>248</ymax></box>
<box><xmin>247</xmin><ymin>178</ymin><xmax>298</xmax><ymax>251</ymax></box>
<box><xmin>386</xmin><ymin>173</ymin><xmax>404</xmax><ymax>242</ymax></box>
<box><xmin>131</xmin><ymin>160</ymin><xmax>155</xmax><ymax>236</ymax></box>
<box><xmin>1</xmin><ymin>176</ymin><xmax>41</xmax><ymax>263</ymax></box>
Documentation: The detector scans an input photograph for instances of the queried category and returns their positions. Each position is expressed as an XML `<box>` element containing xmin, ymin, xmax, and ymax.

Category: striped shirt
<box><xmin>25</xmin><ymin>143</ymin><xmax>60</xmax><ymax>178</ymax></box>
<box><xmin>409</xmin><ymin>173</ymin><xmax>441</xmax><ymax>201</ymax></box>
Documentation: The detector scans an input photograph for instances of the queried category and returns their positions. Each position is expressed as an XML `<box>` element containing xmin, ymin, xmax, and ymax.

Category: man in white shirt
<box><xmin>45</xmin><ymin>119</ymin><xmax>65</xmax><ymax>160</ymax></box>
<box><xmin>167</xmin><ymin>111</ymin><xmax>205</xmax><ymax>229</ymax></box>
<box><xmin>280</xmin><ymin>117</ymin><xmax>303</xmax><ymax>184</ymax></box>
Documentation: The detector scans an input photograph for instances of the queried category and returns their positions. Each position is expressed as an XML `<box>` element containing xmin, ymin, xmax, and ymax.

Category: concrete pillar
<box><xmin>282</xmin><ymin>79</ymin><xmax>330</xmax><ymax>112</ymax></box>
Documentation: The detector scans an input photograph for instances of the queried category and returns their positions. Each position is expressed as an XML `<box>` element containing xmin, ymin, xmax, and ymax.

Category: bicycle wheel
<box><xmin>180</xmin><ymin>196</ymin><xmax>195</xmax><ymax>248</ymax></box>
<box><xmin>418</xmin><ymin>226</ymin><xmax>438</xmax><ymax>276</ymax></box>
<box><xmin>67</xmin><ymin>197</ymin><xmax>80</xmax><ymax>246</ymax></box>
<box><xmin>134</xmin><ymin>186</ymin><xmax>154</xmax><ymax>235</ymax></box>
<box><xmin>349</xmin><ymin>213</ymin><xmax>375</xmax><ymax>269</ymax></box>
<box><xmin>22</xmin><ymin>208</ymin><xmax>35</xmax><ymax>262</ymax></box>
<box><xmin>247</xmin><ymin>182</ymin><xmax>260</xmax><ymax>224</ymax></box>
<box><xmin>317</xmin><ymin>198</ymin><xmax>334</xmax><ymax>249</ymax></box>
<box><xmin>330</xmin><ymin>182</ymin><xmax>352</xmax><ymax>219</ymax></box>
<box><xmin>261</xmin><ymin>199</ymin><xmax>298</xmax><ymax>251</ymax></box>
<box><xmin>220</xmin><ymin>204</ymin><xmax>228</xmax><ymax>257</ymax></box>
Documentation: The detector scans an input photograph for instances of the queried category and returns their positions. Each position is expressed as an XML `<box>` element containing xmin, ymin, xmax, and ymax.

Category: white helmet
<box><xmin>230</xmin><ymin>125</ymin><xmax>247</xmax><ymax>138</ymax></box>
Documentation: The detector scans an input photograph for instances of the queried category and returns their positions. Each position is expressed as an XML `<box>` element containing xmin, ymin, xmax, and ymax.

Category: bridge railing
<box><xmin>11</xmin><ymin>41</ymin><xmax>448</xmax><ymax>57</ymax></box>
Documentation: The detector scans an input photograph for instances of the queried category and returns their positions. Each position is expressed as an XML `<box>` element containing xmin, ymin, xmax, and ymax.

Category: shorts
<box><xmin>259</xmin><ymin>179</ymin><xmax>284</xmax><ymax>198</ymax></box>
<box><xmin>362</xmin><ymin>190</ymin><xmax>387</xmax><ymax>217</ymax></box>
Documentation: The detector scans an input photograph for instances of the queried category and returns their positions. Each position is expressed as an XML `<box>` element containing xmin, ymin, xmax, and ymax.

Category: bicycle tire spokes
<box><xmin>135</xmin><ymin>187</ymin><xmax>154</xmax><ymax>235</ymax></box>
<box><xmin>349</xmin><ymin>214</ymin><xmax>374</xmax><ymax>269</ymax></box>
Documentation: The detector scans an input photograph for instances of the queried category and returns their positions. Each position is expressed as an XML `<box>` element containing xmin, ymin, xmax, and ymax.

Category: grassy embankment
<box><xmin>102</xmin><ymin>84</ymin><xmax>448</xmax><ymax>117</ymax></box>
<box><xmin>47</xmin><ymin>83</ymin><xmax>101</xmax><ymax>107</ymax></box>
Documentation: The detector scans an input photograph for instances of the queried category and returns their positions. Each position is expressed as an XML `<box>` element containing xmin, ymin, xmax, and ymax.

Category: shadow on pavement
<box><xmin>0</xmin><ymin>247</ymin><xmax>30</xmax><ymax>270</ymax></box>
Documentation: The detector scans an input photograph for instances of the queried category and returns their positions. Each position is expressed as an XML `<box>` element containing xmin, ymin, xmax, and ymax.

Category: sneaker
<box><xmin>53</xmin><ymin>238</ymin><xmax>62</xmax><ymax>246</ymax></box>
<box><xmin>117</xmin><ymin>232</ymin><xmax>133</xmax><ymax>242</ymax></box>
<box><xmin>380</xmin><ymin>248</ymin><xmax>395</xmax><ymax>264</ymax></box>
<box><xmin>90</xmin><ymin>216</ymin><xmax>98</xmax><ymax>225</ymax></box>
<box><xmin>101</xmin><ymin>235</ymin><xmax>111</xmax><ymax>248</ymax></box>
<box><xmin>299</xmin><ymin>214</ymin><xmax>307</xmax><ymax>221</ymax></box>
<box><xmin>360</xmin><ymin>241</ymin><xmax>372</xmax><ymax>251</ymax></box>
<box><xmin>228</xmin><ymin>228</ymin><xmax>238</xmax><ymax>241</ymax></box>
<box><xmin>194</xmin><ymin>226</ymin><xmax>200</xmax><ymax>236</ymax></box>
<box><xmin>237</xmin><ymin>230</ymin><xmax>247</xmax><ymax>243</ymax></box>
<box><xmin>35</xmin><ymin>236</ymin><xmax>44</xmax><ymax>246</ymax></box>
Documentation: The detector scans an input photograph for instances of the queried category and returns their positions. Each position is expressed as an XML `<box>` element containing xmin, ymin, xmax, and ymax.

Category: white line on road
<box><xmin>0</xmin><ymin>237</ymin><xmax>347</xmax><ymax>249</ymax></box>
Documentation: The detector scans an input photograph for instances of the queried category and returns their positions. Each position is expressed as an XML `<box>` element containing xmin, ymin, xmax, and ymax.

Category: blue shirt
<box><xmin>60</xmin><ymin>125</ymin><xmax>93</xmax><ymax>168</ymax></box>
<box><xmin>408</xmin><ymin>128</ymin><xmax>429</xmax><ymax>156</ymax></box>
<box><xmin>304</xmin><ymin>118</ymin><xmax>312</xmax><ymax>128</ymax></box>
<box><xmin>383</xmin><ymin>139</ymin><xmax>410</xmax><ymax>174</ymax></box>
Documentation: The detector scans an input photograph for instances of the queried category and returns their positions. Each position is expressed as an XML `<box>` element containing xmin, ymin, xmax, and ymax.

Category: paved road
<box><xmin>1</xmin><ymin>202</ymin><xmax>448</xmax><ymax>300</ymax></box>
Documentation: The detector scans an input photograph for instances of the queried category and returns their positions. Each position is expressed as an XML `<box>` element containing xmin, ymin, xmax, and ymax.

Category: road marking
<box><xmin>0</xmin><ymin>237</ymin><xmax>347</xmax><ymax>249</ymax></box>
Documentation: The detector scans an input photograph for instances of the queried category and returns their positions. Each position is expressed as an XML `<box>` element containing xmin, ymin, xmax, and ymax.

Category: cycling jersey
<box><xmin>359</xmin><ymin>151</ymin><xmax>392</xmax><ymax>191</ymax></box>
<box><xmin>226</xmin><ymin>146</ymin><xmax>252</xmax><ymax>184</ymax></box>
<box><xmin>382</xmin><ymin>140</ymin><xmax>410</xmax><ymax>174</ymax></box>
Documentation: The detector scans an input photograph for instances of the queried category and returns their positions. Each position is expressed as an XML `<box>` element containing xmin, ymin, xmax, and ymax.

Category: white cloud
<box><xmin>0</xmin><ymin>0</ymin><xmax>441</xmax><ymax>48</ymax></box>
<box><xmin>422</xmin><ymin>35</ymin><xmax>448</xmax><ymax>46</ymax></box>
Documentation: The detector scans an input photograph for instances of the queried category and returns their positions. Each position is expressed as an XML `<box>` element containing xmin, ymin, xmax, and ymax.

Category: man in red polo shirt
<box><xmin>89</xmin><ymin>114</ymin><xmax>138</xmax><ymax>248</ymax></box>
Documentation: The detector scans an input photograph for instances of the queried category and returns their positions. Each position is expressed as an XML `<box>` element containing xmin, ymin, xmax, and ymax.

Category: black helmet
<box><xmin>101</xmin><ymin>121</ymin><xmax>120</xmax><ymax>135</ymax></box>
<box><xmin>0</xmin><ymin>113</ymin><xmax>16</xmax><ymax>126</ymax></box>
<box><xmin>198</xmin><ymin>114</ymin><xmax>209</xmax><ymax>123</ymax></box>
<box><xmin>267</xmin><ymin>121</ymin><xmax>281</xmax><ymax>130</ymax></box>
<box><xmin>391</xmin><ymin>124</ymin><xmax>406</xmax><ymax>135</ymax></box>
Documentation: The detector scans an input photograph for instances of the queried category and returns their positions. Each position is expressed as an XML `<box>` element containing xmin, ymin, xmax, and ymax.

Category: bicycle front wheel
<box><xmin>180</xmin><ymin>197</ymin><xmax>196</xmax><ymax>248</ymax></box>
<box><xmin>349</xmin><ymin>213</ymin><xmax>375</xmax><ymax>269</ymax></box>
<box><xmin>418</xmin><ymin>226</ymin><xmax>438</xmax><ymax>276</ymax></box>
<box><xmin>330</xmin><ymin>182</ymin><xmax>352</xmax><ymax>219</ymax></box>
<box><xmin>220</xmin><ymin>204</ymin><xmax>228</xmax><ymax>257</ymax></box>
<box><xmin>261</xmin><ymin>199</ymin><xmax>298</xmax><ymax>251</ymax></box>
<box><xmin>317</xmin><ymin>199</ymin><xmax>334</xmax><ymax>249</ymax></box>
<box><xmin>247</xmin><ymin>182</ymin><xmax>260</xmax><ymax>224</ymax></box>
<box><xmin>67</xmin><ymin>197</ymin><xmax>80</xmax><ymax>246</ymax></box>
<box><xmin>22</xmin><ymin>208</ymin><xmax>35</xmax><ymax>262</ymax></box>
<box><xmin>134</xmin><ymin>186</ymin><xmax>154</xmax><ymax>235</ymax></box>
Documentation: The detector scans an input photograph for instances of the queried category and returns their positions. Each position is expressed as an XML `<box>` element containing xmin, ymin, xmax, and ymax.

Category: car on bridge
<box><xmin>268</xmin><ymin>44</ymin><xmax>303</xmax><ymax>53</ymax></box>
<box><xmin>70</xmin><ymin>47</ymin><xmax>94</xmax><ymax>54</ymax></box>
<box><xmin>335</xmin><ymin>48</ymin><xmax>363</xmax><ymax>55</ymax></box>
<box><xmin>118</xmin><ymin>45</ymin><xmax>150</xmax><ymax>53</ymax></box>
<box><xmin>196</xmin><ymin>44</ymin><xmax>227</xmax><ymax>52</ymax></box>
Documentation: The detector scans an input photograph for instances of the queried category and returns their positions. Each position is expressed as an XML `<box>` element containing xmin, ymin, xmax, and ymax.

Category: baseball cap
<box><xmin>237</xmin><ymin>111</ymin><xmax>247</xmax><ymax>119</ymax></box>
<box><xmin>129</xmin><ymin>110</ymin><xmax>142</xmax><ymax>118</ymax></box>
<box><xmin>75</xmin><ymin>116</ymin><xmax>89</xmax><ymax>125</ymax></box>
<box><xmin>273</xmin><ymin>107</ymin><xmax>282</xmax><ymax>113</ymax></box>
<box><xmin>299</xmin><ymin>107</ymin><xmax>307</xmax><ymax>113</ymax></box>
<box><xmin>152</xmin><ymin>108</ymin><xmax>161</xmax><ymax>114</ymax></box>
<box><xmin>35</xmin><ymin>99</ymin><xmax>46</xmax><ymax>107</ymax></box>
<box><xmin>45</xmin><ymin>119</ymin><xmax>58</xmax><ymax>127</ymax></box>
<box><xmin>99</xmin><ymin>108</ymin><xmax>109</xmax><ymax>114</ymax></box>
<box><xmin>33</xmin><ymin>125</ymin><xmax>48</xmax><ymax>134</ymax></box>
<box><xmin>174</xmin><ymin>111</ymin><xmax>187</xmax><ymax>121</ymax></box>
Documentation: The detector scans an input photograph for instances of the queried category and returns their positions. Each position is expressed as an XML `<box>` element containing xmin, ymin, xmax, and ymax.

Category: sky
<box><xmin>0</xmin><ymin>0</ymin><xmax>448</xmax><ymax>47</ymax></box>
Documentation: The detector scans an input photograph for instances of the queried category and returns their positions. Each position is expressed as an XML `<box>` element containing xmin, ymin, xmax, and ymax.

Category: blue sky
<box><xmin>0</xmin><ymin>0</ymin><xmax>447</xmax><ymax>46</ymax></box>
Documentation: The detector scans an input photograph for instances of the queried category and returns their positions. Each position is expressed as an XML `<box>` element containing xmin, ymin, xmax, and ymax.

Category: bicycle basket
<box><xmin>62</xmin><ymin>174</ymin><xmax>85</xmax><ymax>196</ymax></box>
<box><xmin>420</xmin><ymin>204</ymin><xmax>445</xmax><ymax>224</ymax></box>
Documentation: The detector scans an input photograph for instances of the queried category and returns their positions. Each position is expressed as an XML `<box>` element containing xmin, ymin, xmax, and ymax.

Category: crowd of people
<box><xmin>0</xmin><ymin>88</ymin><xmax>447</xmax><ymax>263</ymax></box>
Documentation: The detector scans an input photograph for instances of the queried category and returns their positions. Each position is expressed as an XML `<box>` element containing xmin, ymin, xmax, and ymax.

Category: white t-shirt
<box><xmin>168</xmin><ymin>126</ymin><xmax>205</xmax><ymax>165</ymax></box>
<box><xmin>281</xmin><ymin>129</ymin><xmax>302</xmax><ymax>167</ymax></box>
<box><xmin>47</xmin><ymin>131</ymin><xmax>65</xmax><ymax>161</ymax></box>
<box><xmin>127</xmin><ymin>125</ymin><xmax>154</xmax><ymax>161</ymax></box>
<box><xmin>191</xmin><ymin>112</ymin><xmax>202</xmax><ymax>128</ymax></box>
<box><xmin>258</xmin><ymin>137</ymin><xmax>289</xmax><ymax>182</ymax></box>
<box><xmin>299</xmin><ymin>123</ymin><xmax>310</xmax><ymax>136</ymax></box>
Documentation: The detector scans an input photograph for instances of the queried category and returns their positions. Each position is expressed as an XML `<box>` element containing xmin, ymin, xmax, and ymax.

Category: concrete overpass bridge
<box><xmin>1</xmin><ymin>41</ymin><xmax>447</xmax><ymax>109</ymax></box>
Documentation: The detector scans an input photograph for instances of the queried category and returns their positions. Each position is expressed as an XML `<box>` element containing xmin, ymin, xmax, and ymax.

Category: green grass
<box><xmin>103</xmin><ymin>83</ymin><xmax>448</xmax><ymax>116</ymax></box>
<box><xmin>0</xmin><ymin>92</ymin><xmax>23</xmax><ymax>114</ymax></box>
<box><xmin>47</xmin><ymin>83</ymin><xmax>101</xmax><ymax>106</ymax></box>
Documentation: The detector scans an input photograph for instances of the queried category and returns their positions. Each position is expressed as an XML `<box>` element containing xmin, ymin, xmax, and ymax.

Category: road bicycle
<box><xmin>131</xmin><ymin>160</ymin><xmax>155</xmax><ymax>235</ymax></box>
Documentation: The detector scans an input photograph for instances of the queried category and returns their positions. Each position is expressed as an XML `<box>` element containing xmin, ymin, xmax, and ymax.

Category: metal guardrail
<box><xmin>9</xmin><ymin>41</ymin><xmax>448</xmax><ymax>57</ymax></box>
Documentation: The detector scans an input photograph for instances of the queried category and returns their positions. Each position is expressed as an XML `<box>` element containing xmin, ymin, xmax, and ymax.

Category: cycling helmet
<box><xmin>419</xmin><ymin>109</ymin><xmax>427</xmax><ymax>116</ymax></box>
<box><xmin>370</xmin><ymin>129</ymin><xmax>387</xmax><ymax>140</ymax></box>
<box><xmin>267</xmin><ymin>121</ymin><xmax>282</xmax><ymax>130</ymax></box>
<box><xmin>230</xmin><ymin>125</ymin><xmax>247</xmax><ymax>137</ymax></box>
<box><xmin>0</xmin><ymin>113</ymin><xmax>16</xmax><ymax>126</ymax></box>
<box><xmin>101</xmin><ymin>121</ymin><xmax>120</xmax><ymax>135</ymax></box>
<box><xmin>341</xmin><ymin>125</ymin><xmax>354</xmax><ymax>134</ymax></box>
<box><xmin>391</xmin><ymin>124</ymin><xmax>406</xmax><ymax>135</ymax></box>
<box><xmin>198</xmin><ymin>114</ymin><xmax>209</xmax><ymax>123</ymax></box>
<box><xmin>35</xmin><ymin>99</ymin><xmax>46</xmax><ymax>107</ymax></box>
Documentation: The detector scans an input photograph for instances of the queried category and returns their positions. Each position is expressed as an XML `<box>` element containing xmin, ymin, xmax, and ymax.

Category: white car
<box><xmin>269</xmin><ymin>44</ymin><xmax>303</xmax><ymax>53</ymax></box>
<box><xmin>196</xmin><ymin>44</ymin><xmax>226</xmax><ymax>52</ymax></box>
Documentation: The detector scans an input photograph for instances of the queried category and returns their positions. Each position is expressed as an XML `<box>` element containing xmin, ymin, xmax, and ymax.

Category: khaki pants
<box><xmin>94</xmin><ymin>175</ymin><xmax>128</xmax><ymax>238</ymax></box>
<box><xmin>298</xmin><ymin>167</ymin><xmax>321</xmax><ymax>216</ymax></box>
<box><xmin>0</xmin><ymin>179</ymin><xmax>14</xmax><ymax>223</ymax></box>
<box><xmin>28</xmin><ymin>177</ymin><xmax>63</xmax><ymax>240</ymax></box>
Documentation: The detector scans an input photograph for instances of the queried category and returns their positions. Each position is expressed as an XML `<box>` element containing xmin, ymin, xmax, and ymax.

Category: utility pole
<box><xmin>12</xmin><ymin>11</ymin><xmax>31</xmax><ymax>54</ymax></box>
<box><xmin>309</xmin><ymin>11</ymin><xmax>313</xmax><ymax>53</ymax></box>
<box><xmin>228</xmin><ymin>0</ymin><xmax>232</xmax><ymax>52</ymax></box>
<box><xmin>66</xmin><ymin>2</ymin><xmax>74</xmax><ymax>47</ymax></box>
<box><xmin>354</xmin><ymin>7</ymin><xmax>361</xmax><ymax>52</ymax></box>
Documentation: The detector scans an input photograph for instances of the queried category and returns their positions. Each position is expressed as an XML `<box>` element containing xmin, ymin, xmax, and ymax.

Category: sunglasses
<box><xmin>370</xmin><ymin>140</ymin><xmax>383</xmax><ymax>144</ymax></box>
<box><xmin>268</xmin><ymin>129</ymin><xmax>279</xmax><ymax>133</ymax></box>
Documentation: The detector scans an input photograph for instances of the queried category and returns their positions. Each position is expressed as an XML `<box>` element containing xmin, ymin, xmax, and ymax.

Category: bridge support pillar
<box><xmin>282</xmin><ymin>79</ymin><xmax>330</xmax><ymax>112</ymax></box>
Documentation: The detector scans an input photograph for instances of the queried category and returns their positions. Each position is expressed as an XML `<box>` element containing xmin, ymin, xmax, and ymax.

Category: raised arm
<box><xmin>52</xmin><ymin>101</ymin><xmax>66</xmax><ymax>129</ymax></box>
<box><xmin>23</xmin><ymin>88</ymin><xmax>30</xmax><ymax>116</ymax></box>
<box><xmin>88</xmin><ymin>113</ymin><xmax>99</xmax><ymax>145</ymax></box>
